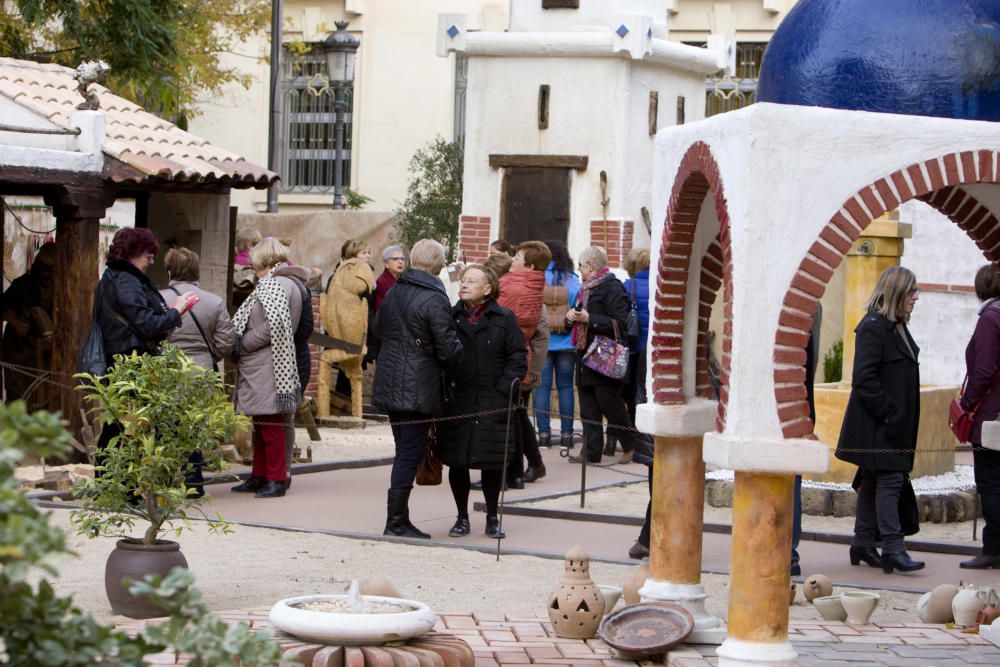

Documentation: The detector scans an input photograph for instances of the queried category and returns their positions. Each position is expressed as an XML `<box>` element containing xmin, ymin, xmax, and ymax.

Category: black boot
<box><xmin>604</xmin><ymin>434</ymin><xmax>618</xmax><ymax>457</ymax></box>
<box><xmin>849</xmin><ymin>545</ymin><xmax>882</xmax><ymax>568</ymax></box>
<box><xmin>231</xmin><ymin>476</ymin><xmax>266</xmax><ymax>493</ymax></box>
<box><xmin>485</xmin><ymin>515</ymin><xmax>505</xmax><ymax>539</ymax></box>
<box><xmin>254</xmin><ymin>480</ymin><xmax>286</xmax><ymax>498</ymax></box>
<box><xmin>538</xmin><ymin>432</ymin><xmax>552</xmax><ymax>449</ymax></box>
<box><xmin>448</xmin><ymin>516</ymin><xmax>471</xmax><ymax>537</ymax></box>
<box><xmin>560</xmin><ymin>433</ymin><xmax>574</xmax><ymax>450</ymax></box>
<box><xmin>881</xmin><ymin>550</ymin><xmax>925</xmax><ymax>573</ymax></box>
<box><xmin>383</xmin><ymin>488</ymin><xmax>431</xmax><ymax>539</ymax></box>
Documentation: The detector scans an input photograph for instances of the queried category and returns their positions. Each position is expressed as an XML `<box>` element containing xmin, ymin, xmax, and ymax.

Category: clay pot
<box><xmin>598</xmin><ymin>585</ymin><xmax>623</xmax><ymax>615</ymax></box>
<box><xmin>976</xmin><ymin>602</ymin><xmax>1000</xmax><ymax>626</ymax></box>
<box><xmin>916</xmin><ymin>584</ymin><xmax>958</xmax><ymax>624</ymax></box>
<box><xmin>952</xmin><ymin>584</ymin><xmax>988</xmax><ymax>627</ymax></box>
<box><xmin>812</xmin><ymin>595</ymin><xmax>848</xmax><ymax>622</ymax></box>
<box><xmin>105</xmin><ymin>539</ymin><xmax>188</xmax><ymax>619</ymax></box>
<box><xmin>359</xmin><ymin>577</ymin><xmax>402</xmax><ymax>599</ymax></box>
<box><xmin>547</xmin><ymin>546</ymin><xmax>605</xmax><ymax>639</ymax></box>
<box><xmin>841</xmin><ymin>591</ymin><xmax>879</xmax><ymax>625</ymax></box>
<box><xmin>789</xmin><ymin>582</ymin><xmax>797</xmax><ymax>605</ymax></box>
<box><xmin>803</xmin><ymin>574</ymin><xmax>833</xmax><ymax>602</ymax></box>
<box><xmin>622</xmin><ymin>561</ymin><xmax>649</xmax><ymax>605</ymax></box>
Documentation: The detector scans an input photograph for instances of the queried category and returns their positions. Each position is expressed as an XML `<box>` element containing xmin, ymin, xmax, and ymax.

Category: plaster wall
<box><xmin>666</xmin><ymin>0</ymin><xmax>791</xmax><ymax>40</ymax></box>
<box><xmin>146</xmin><ymin>193</ymin><xmax>231</xmax><ymax>298</ymax></box>
<box><xmin>509</xmin><ymin>0</ymin><xmax>670</xmax><ymax>36</ymax></box>
<box><xmin>650</xmin><ymin>103</ymin><xmax>1000</xmax><ymax>439</ymax></box>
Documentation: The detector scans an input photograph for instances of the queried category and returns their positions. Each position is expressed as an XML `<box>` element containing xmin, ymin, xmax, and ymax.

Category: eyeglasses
<box><xmin>387</xmin><ymin>256</ymin><xmax>405</xmax><ymax>262</ymax></box>
<box><xmin>907</xmin><ymin>288</ymin><xmax>920</xmax><ymax>297</ymax></box>
<box><xmin>144</xmin><ymin>253</ymin><xmax>155</xmax><ymax>261</ymax></box>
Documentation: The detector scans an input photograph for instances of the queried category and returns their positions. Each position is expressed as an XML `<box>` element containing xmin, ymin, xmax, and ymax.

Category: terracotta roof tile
<box><xmin>0</xmin><ymin>57</ymin><xmax>276</xmax><ymax>188</ymax></box>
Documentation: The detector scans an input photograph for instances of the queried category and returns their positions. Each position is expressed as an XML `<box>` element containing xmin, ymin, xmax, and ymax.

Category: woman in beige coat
<box><xmin>230</xmin><ymin>238</ymin><xmax>303</xmax><ymax>499</ymax></box>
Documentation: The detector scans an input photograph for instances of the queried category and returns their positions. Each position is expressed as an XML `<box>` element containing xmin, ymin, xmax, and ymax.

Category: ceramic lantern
<box><xmin>548</xmin><ymin>545</ymin><xmax>605</xmax><ymax>639</ymax></box>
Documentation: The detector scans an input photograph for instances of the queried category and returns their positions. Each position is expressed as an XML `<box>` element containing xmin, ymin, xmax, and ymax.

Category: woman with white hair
<box><xmin>375</xmin><ymin>245</ymin><xmax>406</xmax><ymax>311</ymax></box>
<box><xmin>566</xmin><ymin>245</ymin><xmax>639</xmax><ymax>465</ymax></box>
<box><xmin>373</xmin><ymin>238</ymin><xmax>463</xmax><ymax>537</ymax></box>
<box><xmin>230</xmin><ymin>237</ymin><xmax>303</xmax><ymax>499</ymax></box>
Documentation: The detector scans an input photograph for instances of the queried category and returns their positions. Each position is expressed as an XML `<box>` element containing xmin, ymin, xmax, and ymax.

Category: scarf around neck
<box><xmin>571</xmin><ymin>267</ymin><xmax>615</xmax><ymax>350</ymax></box>
<box><xmin>232</xmin><ymin>268</ymin><xmax>300</xmax><ymax>412</ymax></box>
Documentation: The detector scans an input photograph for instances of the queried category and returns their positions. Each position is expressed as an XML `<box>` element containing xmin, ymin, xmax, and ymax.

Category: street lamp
<box><xmin>320</xmin><ymin>20</ymin><xmax>360</xmax><ymax>210</ymax></box>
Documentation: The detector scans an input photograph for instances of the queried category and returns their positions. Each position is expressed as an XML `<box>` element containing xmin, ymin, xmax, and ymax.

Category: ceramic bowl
<box><xmin>812</xmin><ymin>595</ymin><xmax>847</xmax><ymax>622</ymax></box>
<box><xmin>841</xmin><ymin>591</ymin><xmax>880</xmax><ymax>625</ymax></box>
<box><xmin>598</xmin><ymin>601</ymin><xmax>695</xmax><ymax>657</ymax></box>
<box><xmin>269</xmin><ymin>594</ymin><xmax>437</xmax><ymax>645</ymax></box>
<box><xmin>598</xmin><ymin>585</ymin><xmax>623</xmax><ymax>615</ymax></box>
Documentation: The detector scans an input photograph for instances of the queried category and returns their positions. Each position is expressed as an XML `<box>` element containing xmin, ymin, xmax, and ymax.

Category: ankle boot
<box><xmin>448</xmin><ymin>516</ymin><xmax>471</xmax><ymax>537</ymax></box>
<box><xmin>881</xmin><ymin>550</ymin><xmax>925</xmax><ymax>573</ymax></box>
<box><xmin>604</xmin><ymin>435</ymin><xmax>618</xmax><ymax>456</ymax></box>
<box><xmin>485</xmin><ymin>515</ymin><xmax>505</xmax><ymax>539</ymax></box>
<box><xmin>849</xmin><ymin>545</ymin><xmax>882</xmax><ymax>568</ymax></box>
<box><xmin>383</xmin><ymin>488</ymin><xmax>431</xmax><ymax>539</ymax></box>
<box><xmin>524</xmin><ymin>463</ymin><xmax>546</xmax><ymax>482</ymax></box>
<box><xmin>254</xmin><ymin>480</ymin><xmax>286</xmax><ymax>498</ymax></box>
<box><xmin>231</xmin><ymin>476</ymin><xmax>266</xmax><ymax>493</ymax></box>
<box><xmin>538</xmin><ymin>432</ymin><xmax>552</xmax><ymax>449</ymax></box>
<box><xmin>560</xmin><ymin>433</ymin><xmax>574</xmax><ymax>450</ymax></box>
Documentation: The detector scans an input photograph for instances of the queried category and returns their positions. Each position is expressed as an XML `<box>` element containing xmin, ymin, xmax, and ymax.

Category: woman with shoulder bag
<box><xmin>567</xmin><ymin>246</ymin><xmax>640</xmax><ymax>465</ymax></box>
<box><xmin>959</xmin><ymin>264</ymin><xmax>1000</xmax><ymax>569</ymax></box>
<box><xmin>835</xmin><ymin>266</ymin><xmax>923</xmax><ymax>574</ymax></box>
<box><xmin>373</xmin><ymin>239</ymin><xmax>463</xmax><ymax>538</ymax></box>
<box><xmin>437</xmin><ymin>265</ymin><xmax>526</xmax><ymax>538</ymax></box>
<box><xmin>534</xmin><ymin>240</ymin><xmax>581</xmax><ymax>451</ymax></box>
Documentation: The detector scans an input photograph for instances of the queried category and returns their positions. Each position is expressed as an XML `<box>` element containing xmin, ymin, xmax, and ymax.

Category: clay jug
<box><xmin>622</xmin><ymin>560</ymin><xmax>650</xmax><ymax>605</ymax></box>
<box><xmin>547</xmin><ymin>545</ymin><xmax>605</xmax><ymax>639</ymax></box>
<box><xmin>803</xmin><ymin>574</ymin><xmax>833</xmax><ymax>602</ymax></box>
<box><xmin>952</xmin><ymin>583</ymin><xmax>987</xmax><ymax>627</ymax></box>
<box><xmin>916</xmin><ymin>584</ymin><xmax>958</xmax><ymax>624</ymax></box>
<box><xmin>975</xmin><ymin>588</ymin><xmax>1000</xmax><ymax>626</ymax></box>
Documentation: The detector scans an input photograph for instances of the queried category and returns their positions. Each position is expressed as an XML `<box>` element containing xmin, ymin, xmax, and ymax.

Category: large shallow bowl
<box><xmin>598</xmin><ymin>602</ymin><xmax>694</xmax><ymax>656</ymax></box>
<box><xmin>269</xmin><ymin>594</ymin><xmax>437</xmax><ymax>645</ymax></box>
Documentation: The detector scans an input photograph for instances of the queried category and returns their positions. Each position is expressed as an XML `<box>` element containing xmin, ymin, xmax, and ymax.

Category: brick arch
<box><xmin>652</xmin><ymin>141</ymin><xmax>732</xmax><ymax>430</ymax></box>
<box><xmin>774</xmin><ymin>150</ymin><xmax>1000</xmax><ymax>439</ymax></box>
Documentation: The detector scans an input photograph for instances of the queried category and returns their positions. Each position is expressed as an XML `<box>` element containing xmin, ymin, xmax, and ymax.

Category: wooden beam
<box><xmin>488</xmin><ymin>154</ymin><xmax>588</xmax><ymax>170</ymax></box>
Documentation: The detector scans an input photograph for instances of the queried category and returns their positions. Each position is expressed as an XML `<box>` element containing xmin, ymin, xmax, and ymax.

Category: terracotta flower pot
<box><xmin>105</xmin><ymin>539</ymin><xmax>188</xmax><ymax>619</ymax></box>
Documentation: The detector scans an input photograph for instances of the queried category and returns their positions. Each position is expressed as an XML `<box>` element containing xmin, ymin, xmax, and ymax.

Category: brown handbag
<box><xmin>415</xmin><ymin>425</ymin><xmax>443</xmax><ymax>486</ymax></box>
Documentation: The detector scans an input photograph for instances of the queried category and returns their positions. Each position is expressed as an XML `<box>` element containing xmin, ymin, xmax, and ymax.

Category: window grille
<box><xmin>688</xmin><ymin>42</ymin><xmax>767</xmax><ymax>117</ymax></box>
<box><xmin>280</xmin><ymin>49</ymin><xmax>353</xmax><ymax>193</ymax></box>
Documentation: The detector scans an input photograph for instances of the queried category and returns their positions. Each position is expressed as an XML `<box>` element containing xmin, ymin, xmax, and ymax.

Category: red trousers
<box><xmin>251</xmin><ymin>415</ymin><xmax>287</xmax><ymax>482</ymax></box>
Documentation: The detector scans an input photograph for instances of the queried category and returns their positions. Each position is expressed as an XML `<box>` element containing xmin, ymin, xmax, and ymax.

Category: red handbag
<box><xmin>950</xmin><ymin>371</ymin><xmax>1000</xmax><ymax>443</ymax></box>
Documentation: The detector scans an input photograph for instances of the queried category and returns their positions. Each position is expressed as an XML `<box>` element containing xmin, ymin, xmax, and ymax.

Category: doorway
<box><xmin>500</xmin><ymin>167</ymin><xmax>570</xmax><ymax>245</ymax></box>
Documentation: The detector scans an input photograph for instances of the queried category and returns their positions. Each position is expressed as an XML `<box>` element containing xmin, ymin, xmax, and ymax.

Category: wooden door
<box><xmin>501</xmin><ymin>167</ymin><xmax>570</xmax><ymax>245</ymax></box>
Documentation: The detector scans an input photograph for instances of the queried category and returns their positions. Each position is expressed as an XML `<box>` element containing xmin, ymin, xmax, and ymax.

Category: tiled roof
<box><xmin>0</xmin><ymin>58</ymin><xmax>277</xmax><ymax>189</ymax></box>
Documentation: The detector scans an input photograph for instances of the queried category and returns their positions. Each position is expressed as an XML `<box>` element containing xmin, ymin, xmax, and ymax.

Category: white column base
<box><xmin>638</xmin><ymin>579</ymin><xmax>727</xmax><ymax>645</ymax></box>
<box><xmin>715</xmin><ymin>638</ymin><xmax>796</xmax><ymax>666</ymax></box>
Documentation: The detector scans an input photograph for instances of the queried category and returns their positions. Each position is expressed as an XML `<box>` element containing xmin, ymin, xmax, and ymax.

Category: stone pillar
<box><xmin>704</xmin><ymin>432</ymin><xmax>829</xmax><ymax>666</ymax></box>
<box><xmin>841</xmin><ymin>211</ymin><xmax>910</xmax><ymax>383</ymax></box>
<box><xmin>635</xmin><ymin>399</ymin><xmax>726</xmax><ymax>644</ymax></box>
<box><xmin>44</xmin><ymin>185</ymin><xmax>116</xmax><ymax>434</ymax></box>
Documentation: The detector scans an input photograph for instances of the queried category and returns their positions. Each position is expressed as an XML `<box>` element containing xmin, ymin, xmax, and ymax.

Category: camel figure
<box><xmin>318</xmin><ymin>258</ymin><xmax>375</xmax><ymax>419</ymax></box>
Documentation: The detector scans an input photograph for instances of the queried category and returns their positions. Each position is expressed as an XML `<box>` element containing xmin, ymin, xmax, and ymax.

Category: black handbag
<box><xmin>625</xmin><ymin>280</ymin><xmax>640</xmax><ymax>345</ymax></box>
<box><xmin>899</xmin><ymin>475</ymin><xmax>920</xmax><ymax>537</ymax></box>
<box><xmin>79</xmin><ymin>285</ymin><xmax>109</xmax><ymax>377</ymax></box>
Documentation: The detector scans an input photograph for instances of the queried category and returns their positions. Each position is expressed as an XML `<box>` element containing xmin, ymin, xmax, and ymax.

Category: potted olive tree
<box><xmin>73</xmin><ymin>344</ymin><xmax>247</xmax><ymax>618</ymax></box>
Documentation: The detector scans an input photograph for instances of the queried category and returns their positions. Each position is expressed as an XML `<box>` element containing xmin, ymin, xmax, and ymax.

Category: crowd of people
<box><xmin>9</xmin><ymin>223</ymin><xmax>1000</xmax><ymax>570</ymax></box>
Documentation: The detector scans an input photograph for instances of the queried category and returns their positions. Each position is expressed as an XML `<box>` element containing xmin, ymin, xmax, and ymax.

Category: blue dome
<box><xmin>756</xmin><ymin>0</ymin><xmax>1000</xmax><ymax>121</ymax></box>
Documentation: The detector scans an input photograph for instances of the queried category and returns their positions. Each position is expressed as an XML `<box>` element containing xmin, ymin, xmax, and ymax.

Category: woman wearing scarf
<box><xmin>567</xmin><ymin>246</ymin><xmax>639</xmax><ymax>464</ymax></box>
<box><xmin>437</xmin><ymin>265</ymin><xmax>526</xmax><ymax>538</ymax></box>
<box><xmin>230</xmin><ymin>238</ymin><xmax>302</xmax><ymax>499</ymax></box>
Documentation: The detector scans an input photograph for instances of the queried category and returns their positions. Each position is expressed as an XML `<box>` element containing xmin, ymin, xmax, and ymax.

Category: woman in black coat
<box><xmin>373</xmin><ymin>239</ymin><xmax>462</xmax><ymax>539</ymax></box>
<box><xmin>437</xmin><ymin>265</ymin><xmax>526</xmax><ymax>539</ymax></box>
<box><xmin>835</xmin><ymin>266</ymin><xmax>923</xmax><ymax>574</ymax></box>
<box><xmin>567</xmin><ymin>246</ymin><xmax>640</xmax><ymax>464</ymax></box>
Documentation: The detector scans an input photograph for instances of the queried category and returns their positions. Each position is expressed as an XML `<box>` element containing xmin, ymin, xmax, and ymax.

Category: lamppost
<box><xmin>320</xmin><ymin>21</ymin><xmax>360</xmax><ymax>210</ymax></box>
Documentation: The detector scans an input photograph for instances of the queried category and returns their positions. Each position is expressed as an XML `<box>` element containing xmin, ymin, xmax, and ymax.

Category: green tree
<box><xmin>394</xmin><ymin>136</ymin><xmax>464</xmax><ymax>261</ymax></box>
<box><xmin>0</xmin><ymin>1</ymin><xmax>269</xmax><ymax>120</ymax></box>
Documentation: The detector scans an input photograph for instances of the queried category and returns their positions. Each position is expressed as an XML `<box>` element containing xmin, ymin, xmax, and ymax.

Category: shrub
<box><xmin>394</xmin><ymin>136</ymin><xmax>464</xmax><ymax>261</ymax></box>
<box><xmin>823</xmin><ymin>338</ymin><xmax>844</xmax><ymax>383</ymax></box>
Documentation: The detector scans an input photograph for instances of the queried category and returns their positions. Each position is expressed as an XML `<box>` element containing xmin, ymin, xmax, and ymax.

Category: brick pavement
<box><xmin>116</xmin><ymin>610</ymin><xmax>999</xmax><ymax>666</ymax></box>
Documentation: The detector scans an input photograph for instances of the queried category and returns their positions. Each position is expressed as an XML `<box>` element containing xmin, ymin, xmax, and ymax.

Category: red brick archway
<box><xmin>774</xmin><ymin>150</ymin><xmax>1000</xmax><ymax>439</ymax></box>
<box><xmin>652</xmin><ymin>141</ymin><xmax>732</xmax><ymax>430</ymax></box>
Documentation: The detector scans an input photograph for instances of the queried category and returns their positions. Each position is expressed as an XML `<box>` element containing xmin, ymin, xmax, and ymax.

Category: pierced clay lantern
<box><xmin>548</xmin><ymin>545</ymin><xmax>605</xmax><ymax>639</ymax></box>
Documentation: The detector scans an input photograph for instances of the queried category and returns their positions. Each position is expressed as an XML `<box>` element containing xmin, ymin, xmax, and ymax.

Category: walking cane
<box><xmin>496</xmin><ymin>377</ymin><xmax>521</xmax><ymax>561</ymax></box>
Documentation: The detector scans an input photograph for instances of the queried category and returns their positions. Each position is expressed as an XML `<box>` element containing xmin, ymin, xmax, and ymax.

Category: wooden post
<box><xmin>44</xmin><ymin>186</ymin><xmax>115</xmax><ymax>435</ymax></box>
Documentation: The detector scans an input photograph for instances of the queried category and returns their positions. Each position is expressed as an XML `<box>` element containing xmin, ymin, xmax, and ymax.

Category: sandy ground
<box><xmin>291</xmin><ymin>426</ymin><xmax>396</xmax><ymax>463</ymax></box>
<box><xmin>524</xmin><ymin>481</ymin><xmax>982</xmax><ymax>545</ymax></box>
<box><xmin>41</xmin><ymin>508</ymin><xmax>925</xmax><ymax>627</ymax></box>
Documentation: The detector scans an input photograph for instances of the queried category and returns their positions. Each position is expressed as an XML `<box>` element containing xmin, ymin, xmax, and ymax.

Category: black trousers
<box><xmin>449</xmin><ymin>466</ymin><xmax>502</xmax><ymax>517</ymax></box>
<box><xmin>579</xmin><ymin>382</ymin><xmax>637</xmax><ymax>462</ymax></box>
<box><xmin>973</xmin><ymin>445</ymin><xmax>1000</xmax><ymax>555</ymax></box>
<box><xmin>853</xmin><ymin>468</ymin><xmax>906</xmax><ymax>554</ymax></box>
<box><xmin>387</xmin><ymin>410</ymin><xmax>431</xmax><ymax>489</ymax></box>
<box><xmin>638</xmin><ymin>460</ymin><xmax>653</xmax><ymax>547</ymax></box>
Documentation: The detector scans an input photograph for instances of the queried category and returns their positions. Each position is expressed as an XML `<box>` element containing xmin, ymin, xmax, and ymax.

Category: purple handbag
<box><xmin>582</xmin><ymin>320</ymin><xmax>629</xmax><ymax>380</ymax></box>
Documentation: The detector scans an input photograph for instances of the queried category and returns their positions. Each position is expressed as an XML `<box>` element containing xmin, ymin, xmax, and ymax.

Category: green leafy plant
<box><xmin>344</xmin><ymin>187</ymin><xmax>374</xmax><ymax>210</ymax></box>
<box><xmin>0</xmin><ymin>401</ymin><xmax>287</xmax><ymax>665</ymax></box>
<box><xmin>394</xmin><ymin>136</ymin><xmax>464</xmax><ymax>261</ymax></box>
<box><xmin>823</xmin><ymin>338</ymin><xmax>844</xmax><ymax>384</ymax></box>
<box><xmin>72</xmin><ymin>345</ymin><xmax>248</xmax><ymax>545</ymax></box>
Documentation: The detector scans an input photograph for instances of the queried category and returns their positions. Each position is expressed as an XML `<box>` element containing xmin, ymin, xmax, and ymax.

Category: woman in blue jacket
<box><xmin>533</xmin><ymin>240</ymin><xmax>581</xmax><ymax>450</ymax></box>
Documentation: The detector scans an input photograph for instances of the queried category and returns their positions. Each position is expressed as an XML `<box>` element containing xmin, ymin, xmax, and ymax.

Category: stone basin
<box><xmin>269</xmin><ymin>594</ymin><xmax>437</xmax><ymax>645</ymax></box>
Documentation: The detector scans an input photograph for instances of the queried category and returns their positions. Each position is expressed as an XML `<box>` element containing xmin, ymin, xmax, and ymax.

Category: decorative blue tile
<box><xmin>447</xmin><ymin>25</ymin><xmax>460</xmax><ymax>39</ymax></box>
<box><xmin>616</xmin><ymin>24</ymin><xmax>629</xmax><ymax>38</ymax></box>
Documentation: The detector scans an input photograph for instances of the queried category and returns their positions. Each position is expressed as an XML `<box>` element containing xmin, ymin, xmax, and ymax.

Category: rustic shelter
<box><xmin>0</xmin><ymin>57</ymin><xmax>276</xmax><ymax>432</ymax></box>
